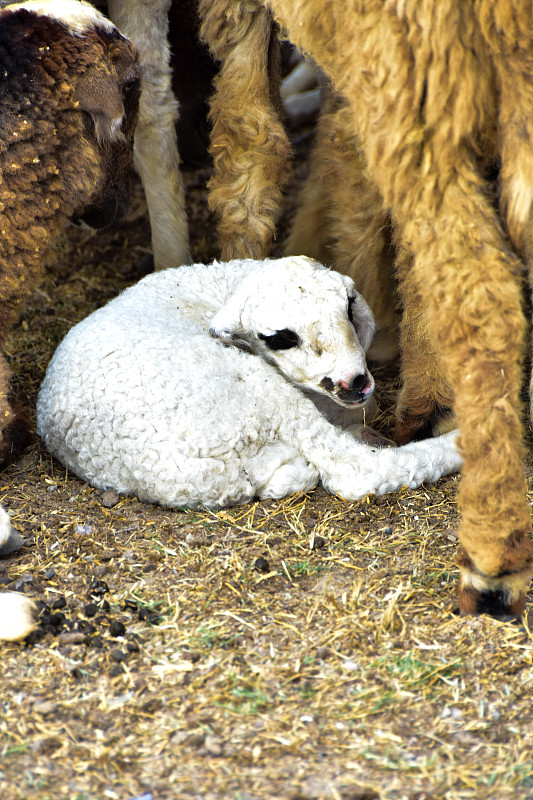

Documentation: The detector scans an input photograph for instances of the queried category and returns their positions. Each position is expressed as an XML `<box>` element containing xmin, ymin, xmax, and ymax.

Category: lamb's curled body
<box><xmin>37</xmin><ymin>257</ymin><xmax>461</xmax><ymax>509</ymax></box>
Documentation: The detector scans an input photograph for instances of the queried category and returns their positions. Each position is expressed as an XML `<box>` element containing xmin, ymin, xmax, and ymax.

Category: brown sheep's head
<box><xmin>1</xmin><ymin>1</ymin><xmax>141</xmax><ymax>230</ymax></box>
<box><xmin>69</xmin><ymin>28</ymin><xmax>141</xmax><ymax>229</ymax></box>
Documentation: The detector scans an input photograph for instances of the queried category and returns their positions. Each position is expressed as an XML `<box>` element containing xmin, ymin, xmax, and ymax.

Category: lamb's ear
<box><xmin>208</xmin><ymin>302</ymin><xmax>253</xmax><ymax>352</ymax></box>
<box><xmin>349</xmin><ymin>294</ymin><xmax>376</xmax><ymax>353</ymax></box>
<box><xmin>74</xmin><ymin>64</ymin><xmax>127</xmax><ymax>143</ymax></box>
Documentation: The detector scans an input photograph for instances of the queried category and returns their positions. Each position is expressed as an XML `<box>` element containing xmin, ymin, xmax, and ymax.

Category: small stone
<box><xmin>109</xmin><ymin>620</ymin><xmax>126</xmax><ymax>637</ymax></box>
<box><xmin>100</xmin><ymin>490</ymin><xmax>120</xmax><ymax>508</ymax></box>
<box><xmin>88</xmin><ymin>579</ymin><xmax>109</xmax><ymax>597</ymax></box>
<box><xmin>254</xmin><ymin>556</ymin><xmax>270</xmax><ymax>573</ymax></box>
<box><xmin>187</xmin><ymin>732</ymin><xmax>206</xmax><ymax>748</ymax></box>
<box><xmin>43</xmin><ymin>568</ymin><xmax>56</xmax><ymax>580</ymax></box>
<box><xmin>25</xmin><ymin>628</ymin><xmax>47</xmax><ymax>645</ymax></box>
<box><xmin>101</xmin><ymin>549</ymin><xmax>121</xmax><ymax>562</ymax></box>
<box><xmin>203</xmin><ymin>734</ymin><xmax>224</xmax><ymax>756</ymax></box>
<box><xmin>58</xmin><ymin>631</ymin><xmax>86</xmax><ymax>645</ymax></box>
<box><xmin>75</xmin><ymin>620</ymin><xmax>96</xmax><ymax>635</ymax></box>
<box><xmin>83</xmin><ymin>602</ymin><xmax>98</xmax><ymax>618</ymax></box>
<box><xmin>110</xmin><ymin>647</ymin><xmax>127</xmax><ymax>662</ymax></box>
<box><xmin>126</xmin><ymin>639</ymin><xmax>140</xmax><ymax>653</ymax></box>
<box><xmin>76</xmin><ymin>524</ymin><xmax>94</xmax><ymax>536</ymax></box>
<box><xmin>94</xmin><ymin>564</ymin><xmax>108</xmax><ymax>578</ymax></box>
<box><xmin>48</xmin><ymin>612</ymin><xmax>66</xmax><ymax>629</ymax></box>
<box><xmin>51</xmin><ymin>595</ymin><xmax>66</xmax><ymax>610</ymax></box>
<box><xmin>33</xmin><ymin>700</ymin><xmax>59</xmax><ymax>715</ymax></box>
<box><xmin>310</xmin><ymin>535</ymin><xmax>326</xmax><ymax>550</ymax></box>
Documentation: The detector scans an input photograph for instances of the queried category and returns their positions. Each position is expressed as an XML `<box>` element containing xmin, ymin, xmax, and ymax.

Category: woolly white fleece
<box><xmin>37</xmin><ymin>256</ymin><xmax>462</xmax><ymax>509</ymax></box>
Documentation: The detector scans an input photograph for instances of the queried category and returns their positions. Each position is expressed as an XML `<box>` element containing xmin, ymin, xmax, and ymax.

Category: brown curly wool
<box><xmin>200</xmin><ymin>0</ymin><xmax>533</xmax><ymax>617</ymax></box>
<box><xmin>0</xmin><ymin>1</ymin><xmax>140</xmax><ymax>465</ymax></box>
<box><xmin>198</xmin><ymin>0</ymin><xmax>291</xmax><ymax>259</ymax></box>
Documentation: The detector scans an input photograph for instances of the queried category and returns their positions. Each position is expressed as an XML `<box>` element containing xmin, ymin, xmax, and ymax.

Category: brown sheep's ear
<box><xmin>74</xmin><ymin>65</ymin><xmax>125</xmax><ymax>143</ymax></box>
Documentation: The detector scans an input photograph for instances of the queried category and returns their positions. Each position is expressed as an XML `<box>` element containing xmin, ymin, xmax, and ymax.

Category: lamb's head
<box><xmin>1</xmin><ymin>0</ymin><xmax>141</xmax><ymax>229</ymax></box>
<box><xmin>209</xmin><ymin>256</ymin><xmax>376</xmax><ymax>408</ymax></box>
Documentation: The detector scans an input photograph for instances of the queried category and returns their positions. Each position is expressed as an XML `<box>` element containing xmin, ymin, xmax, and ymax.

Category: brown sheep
<box><xmin>0</xmin><ymin>0</ymin><xmax>140</xmax><ymax>554</ymax></box>
<box><xmin>198</xmin><ymin>0</ymin><xmax>533</xmax><ymax>618</ymax></box>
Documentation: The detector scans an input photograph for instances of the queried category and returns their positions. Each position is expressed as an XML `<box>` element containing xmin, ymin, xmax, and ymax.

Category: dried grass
<box><xmin>1</xmin><ymin>165</ymin><xmax>533</xmax><ymax>800</ymax></box>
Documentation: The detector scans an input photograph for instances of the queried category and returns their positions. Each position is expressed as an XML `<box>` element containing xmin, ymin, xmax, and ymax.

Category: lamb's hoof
<box><xmin>0</xmin><ymin>528</ymin><xmax>25</xmax><ymax>557</ymax></box>
<box><xmin>458</xmin><ymin>582</ymin><xmax>527</xmax><ymax>620</ymax></box>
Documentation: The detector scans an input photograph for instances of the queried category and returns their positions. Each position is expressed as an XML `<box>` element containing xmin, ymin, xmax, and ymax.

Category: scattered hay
<box><xmin>1</xmin><ymin>162</ymin><xmax>533</xmax><ymax>800</ymax></box>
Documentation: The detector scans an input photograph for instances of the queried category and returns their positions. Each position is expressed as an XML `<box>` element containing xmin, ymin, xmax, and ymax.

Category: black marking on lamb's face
<box><xmin>259</xmin><ymin>329</ymin><xmax>301</xmax><ymax>351</ymax></box>
<box><xmin>347</xmin><ymin>294</ymin><xmax>358</xmax><ymax>326</ymax></box>
<box><xmin>320</xmin><ymin>377</ymin><xmax>334</xmax><ymax>391</ymax></box>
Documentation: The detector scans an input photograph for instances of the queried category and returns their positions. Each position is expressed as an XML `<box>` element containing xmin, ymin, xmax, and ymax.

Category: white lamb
<box><xmin>36</xmin><ymin>256</ymin><xmax>462</xmax><ymax>509</ymax></box>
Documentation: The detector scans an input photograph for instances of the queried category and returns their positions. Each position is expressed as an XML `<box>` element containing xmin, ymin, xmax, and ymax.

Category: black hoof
<box><xmin>458</xmin><ymin>583</ymin><xmax>526</xmax><ymax>620</ymax></box>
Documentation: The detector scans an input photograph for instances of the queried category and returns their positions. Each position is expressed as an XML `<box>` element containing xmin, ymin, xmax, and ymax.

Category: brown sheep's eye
<box><xmin>122</xmin><ymin>78</ymin><xmax>140</xmax><ymax>95</ymax></box>
<box><xmin>259</xmin><ymin>329</ymin><xmax>300</xmax><ymax>350</ymax></box>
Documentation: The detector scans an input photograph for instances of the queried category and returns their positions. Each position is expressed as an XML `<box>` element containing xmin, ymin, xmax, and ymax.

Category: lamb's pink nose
<box><xmin>339</xmin><ymin>373</ymin><xmax>367</xmax><ymax>393</ymax></box>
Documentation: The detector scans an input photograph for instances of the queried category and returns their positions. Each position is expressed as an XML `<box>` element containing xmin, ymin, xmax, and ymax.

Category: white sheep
<box><xmin>36</xmin><ymin>256</ymin><xmax>462</xmax><ymax>509</ymax></box>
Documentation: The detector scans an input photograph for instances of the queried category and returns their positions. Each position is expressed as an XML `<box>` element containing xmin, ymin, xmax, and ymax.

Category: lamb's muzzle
<box><xmin>321</xmin><ymin>372</ymin><xmax>375</xmax><ymax>406</ymax></box>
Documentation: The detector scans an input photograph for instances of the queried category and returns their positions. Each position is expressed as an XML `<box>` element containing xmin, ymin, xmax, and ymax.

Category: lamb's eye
<box><xmin>347</xmin><ymin>294</ymin><xmax>358</xmax><ymax>325</ymax></box>
<box><xmin>258</xmin><ymin>329</ymin><xmax>301</xmax><ymax>350</ymax></box>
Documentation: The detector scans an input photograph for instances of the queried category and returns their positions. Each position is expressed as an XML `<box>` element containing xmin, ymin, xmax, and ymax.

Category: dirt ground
<box><xmin>1</xmin><ymin>127</ymin><xmax>533</xmax><ymax>800</ymax></box>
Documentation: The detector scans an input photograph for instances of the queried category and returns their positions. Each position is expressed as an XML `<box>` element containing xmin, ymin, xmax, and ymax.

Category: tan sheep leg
<box><xmin>199</xmin><ymin>0</ymin><xmax>291</xmax><ymax>259</ymax></box>
<box><xmin>264</xmin><ymin>0</ymin><xmax>532</xmax><ymax>615</ymax></box>
<box><xmin>478</xmin><ymin>7</ymin><xmax>533</xmax><ymax>434</ymax></box>
<box><xmin>393</xmin><ymin>243</ymin><xmax>455</xmax><ymax>443</ymax></box>
<box><xmin>285</xmin><ymin>97</ymin><xmax>399</xmax><ymax>362</ymax></box>
<box><xmin>401</xmin><ymin>193</ymin><xmax>531</xmax><ymax>616</ymax></box>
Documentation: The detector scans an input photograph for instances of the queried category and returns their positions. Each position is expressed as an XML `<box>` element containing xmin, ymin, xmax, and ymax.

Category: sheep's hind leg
<box><xmin>107</xmin><ymin>0</ymin><xmax>191</xmax><ymax>269</ymax></box>
<box><xmin>401</xmin><ymin>198</ymin><xmax>532</xmax><ymax>618</ymax></box>
<box><xmin>393</xmin><ymin>242</ymin><xmax>456</xmax><ymax>444</ymax></box>
<box><xmin>199</xmin><ymin>0</ymin><xmax>291</xmax><ymax>259</ymax></box>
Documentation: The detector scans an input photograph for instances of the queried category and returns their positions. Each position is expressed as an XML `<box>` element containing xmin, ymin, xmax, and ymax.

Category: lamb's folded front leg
<box><xmin>296</xmin><ymin>420</ymin><xmax>462</xmax><ymax>503</ymax></box>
